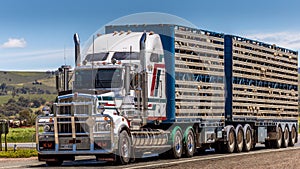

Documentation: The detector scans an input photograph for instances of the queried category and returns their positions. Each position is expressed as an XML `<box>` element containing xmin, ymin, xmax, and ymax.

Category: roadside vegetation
<box><xmin>1</xmin><ymin>127</ymin><xmax>37</xmax><ymax>143</ymax></box>
<box><xmin>0</xmin><ymin>71</ymin><xmax>57</xmax><ymax>127</ymax></box>
<box><xmin>0</xmin><ymin>148</ymin><xmax>37</xmax><ymax>158</ymax></box>
<box><xmin>0</xmin><ymin>127</ymin><xmax>38</xmax><ymax>158</ymax></box>
<box><xmin>0</xmin><ymin>96</ymin><xmax>55</xmax><ymax>127</ymax></box>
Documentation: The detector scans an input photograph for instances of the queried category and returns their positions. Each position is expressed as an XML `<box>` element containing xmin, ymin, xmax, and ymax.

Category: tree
<box><xmin>18</xmin><ymin>96</ymin><xmax>30</xmax><ymax>107</ymax></box>
<box><xmin>0</xmin><ymin>83</ymin><xmax>6</xmax><ymax>92</ymax></box>
<box><xmin>19</xmin><ymin>109</ymin><xmax>30</xmax><ymax>120</ymax></box>
<box><xmin>19</xmin><ymin>109</ymin><xmax>36</xmax><ymax>126</ymax></box>
<box><xmin>5</xmin><ymin>102</ymin><xmax>22</xmax><ymax>117</ymax></box>
<box><xmin>12</xmin><ymin>87</ymin><xmax>16</xmax><ymax>98</ymax></box>
<box><xmin>31</xmin><ymin>99</ymin><xmax>41</xmax><ymax>108</ymax></box>
<box><xmin>6</xmin><ymin>98</ymin><xmax>16</xmax><ymax>105</ymax></box>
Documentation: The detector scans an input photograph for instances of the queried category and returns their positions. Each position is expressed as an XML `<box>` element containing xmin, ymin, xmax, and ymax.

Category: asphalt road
<box><xmin>0</xmin><ymin>141</ymin><xmax>299</xmax><ymax>169</ymax></box>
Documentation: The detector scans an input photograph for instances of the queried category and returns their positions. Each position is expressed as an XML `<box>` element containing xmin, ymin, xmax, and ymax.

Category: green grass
<box><xmin>0</xmin><ymin>148</ymin><xmax>37</xmax><ymax>158</ymax></box>
<box><xmin>1</xmin><ymin>127</ymin><xmax>36</xmax><ymax>143</ymax></box>
<box><xmin>0</xmin><ymin>94</ymin><xmax>57</xmax><ymax>105</ymax></box>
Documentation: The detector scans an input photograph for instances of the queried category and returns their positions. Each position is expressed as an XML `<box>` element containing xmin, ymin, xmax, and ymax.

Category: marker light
<box><xmin>111</xmin><ymin>58</ymin><xmax>117</xmax><ymax>65</ymax></box>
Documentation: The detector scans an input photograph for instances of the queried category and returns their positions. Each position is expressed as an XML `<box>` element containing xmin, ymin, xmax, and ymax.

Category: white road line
<box><xmin>124</xmin><ymin>147</ymin><xmax>300</xmax><ymax>169</ymax></box>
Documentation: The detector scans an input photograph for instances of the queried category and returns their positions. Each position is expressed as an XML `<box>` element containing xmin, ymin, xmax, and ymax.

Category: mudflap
<box><xmin>96</xmin><ymin>153</ymin><xmax>116</xmax><ymax>162</ymax></box>
<box><xmin>38</xmin><ymin>154</ymin><xmax>75</xmax><ymax>162</ymax></box>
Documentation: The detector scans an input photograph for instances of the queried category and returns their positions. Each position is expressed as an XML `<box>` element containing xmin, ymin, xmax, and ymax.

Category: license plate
<box><xmin>61</xmin><ymin>144</ymin><xmax>72</xmax><ymax>149</ymax></box>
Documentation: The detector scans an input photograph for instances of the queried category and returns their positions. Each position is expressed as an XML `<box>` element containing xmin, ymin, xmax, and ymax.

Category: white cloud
<box><xmin>1</xmin><ymin>38</ymin><xmax>27</xmax><ymax>48</ymax></box>
<box><xmin>244</xmin><ymin>32</ymin><xmax>300</xmax><ymax>52</ymax></box>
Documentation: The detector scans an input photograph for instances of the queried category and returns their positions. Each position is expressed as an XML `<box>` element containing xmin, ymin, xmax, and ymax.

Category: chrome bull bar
<box><xmin>36</xmin><ymin>101</ymin><xmax>115</xmax><ymax>155</ymax></box>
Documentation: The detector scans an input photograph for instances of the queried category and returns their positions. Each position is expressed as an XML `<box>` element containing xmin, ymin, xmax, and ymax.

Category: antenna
<box><xmin>91</xmin><ymin>35</ymin><xmax>95</xmax><ymax>88</ymax></box>
<box><xmin>130</xmin><ymin>45</ymin><xmax>132</xmax><ymax>65</ymax></box>
<box><xmin>64</xmin><ymin>45</ymin><xmax>66</xmax><ymax>65</ymax></box>
<box><xmin>92</xmin><ymin>35</ymin><xmax>95</xmax><ymax>66</ymax></box>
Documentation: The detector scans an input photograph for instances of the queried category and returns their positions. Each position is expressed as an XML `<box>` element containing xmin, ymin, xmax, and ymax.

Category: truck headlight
<box><xmin>44</xmin><ymin>125</ymin><xmax>51</xmax><ymax>132</ymax></box>
<box><xmin>43</xmin><ymin>125</ymin><xmax>54</xmax><ymax>132</ymax></box>
<box><xmin>105</xmin><ymin>124</ymin><xmax>111</xmax><ymax>130</ymax></box>
<box><xmin>96</xmin><ymin>122</ymin><xmax>111</xmax><ymax>131</ymax></box>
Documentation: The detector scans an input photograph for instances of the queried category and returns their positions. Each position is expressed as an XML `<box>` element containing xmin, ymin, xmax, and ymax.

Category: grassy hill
<box><xmin>0</xmin><ymin>71</ymin><xmax>56</xmax><ymax>93</ymax></box>
<box><xmin>0</xmin><ymin>71</ymin><xmax>57</xmax><ymax>106</ymax></box>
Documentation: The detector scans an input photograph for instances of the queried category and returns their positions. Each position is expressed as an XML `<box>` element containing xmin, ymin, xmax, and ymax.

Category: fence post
<box><xmin>0</xmin><ymin>133</ymin><xmax>2</xmax><ymax>151</ymax></box>
<box><xmin>0</xmin><ymin>120</ymin><xmax>9</xmax><ymax>151</ymax></box>
<box><xmin>4</xmin><ymin>133</ymin><xmax>7</xmax><ymax>151</ymax></box>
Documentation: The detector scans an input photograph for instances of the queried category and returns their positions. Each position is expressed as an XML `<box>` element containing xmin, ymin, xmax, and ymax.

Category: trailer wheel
<box><xmin>289</xmin><ymin>126</ymin><xmax>296</xmax><ymax>146</ymax></box>
<box><xmin>282</xmin><ymin>127</ymin><xmax>289</xmax><ymax>148</ymax></box>
<box><xmin>170</xmin><ymin>130</ymin><xmax>183</xmax><ymax>158</ymax></box>
<box><xmin>243</xmin><ymin>126</ymin><xmax>252</xmax><ymax>152</ymax></box>
<box><xmin>184</xmin><ymin>129</ymin><xmax>195</xmax><ymax>157</ymax></box>
<box><xmin>273</xmin><ymin>126</ymin><xmax>282</xmax><ymax>149</ymax></box>
<box><xmin>116</xmin><ymin>130</ymin><xmax>132</xmax><ymax>165</ymax></box>
<box><xmin>235</xmin><ymin>126</ymin><xmax>244</xmax><ymax>153</ymax></box>
<box><xmin>225</xmin><ymin>127</ymin><xmax>235</xmax><ymax>153</ymax></box>
<box><xmin>46</xmin><ymin>160</ymin><xmax>63</xmax><ymax>166</ymax></box>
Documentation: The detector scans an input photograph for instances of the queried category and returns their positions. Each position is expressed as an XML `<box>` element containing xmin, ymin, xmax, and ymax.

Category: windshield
<box><xmin>112</xmin><ymin>52</ymin><xmax>139</xmax><ymax>60</ymax></box>
<box><xmin>85</xmin><ymin>53</ymin><xmax>109</xmax><ymax>62</ymax></box>
<box><xmin>74</xmin><ymin>68</ymin><xmax>122</xmax><ymax>90</ymax></box>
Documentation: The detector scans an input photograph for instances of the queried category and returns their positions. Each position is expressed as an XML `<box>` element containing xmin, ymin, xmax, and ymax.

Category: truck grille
<box><xmin>57</xmin><ymin>117</ymin><xmax>89</xmax><ymax>134</ymax></box>
<box><xmin>54</xmin><ymin>94</ymin><xmax>97</xmax><ymax>134</ymax></box>
<box><xmin>56</xmin><ymin>93</ymin><xmax>96</xmax><ymax>116</ymax></box>
<box><xmin>58</xmin><ymin>105</ymin><xmax>91</xmax><ymax>115</ymax></box>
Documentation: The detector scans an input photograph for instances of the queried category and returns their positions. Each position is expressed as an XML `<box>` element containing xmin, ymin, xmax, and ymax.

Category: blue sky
<box><xmin>1</xmin><ymin>0</ymin><xmax>300</xmax><ymax>71</ymax></box>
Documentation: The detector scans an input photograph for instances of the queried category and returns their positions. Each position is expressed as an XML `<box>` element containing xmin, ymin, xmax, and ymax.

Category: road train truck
<box><xmin>36</xmin><ymin>24</ymin><xmax>298</xmax><ymax>166</ymax></box>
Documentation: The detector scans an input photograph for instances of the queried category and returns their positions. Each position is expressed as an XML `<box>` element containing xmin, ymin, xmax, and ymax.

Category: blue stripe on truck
<box><xmin>224</xmin><ymin>35</ymin><xmax>233</xmax><ymax>122</ymax></box>
<box><xmin>159</xmin><ymin>27</ymin><xmax>176</xmax><ymax>122</ymax></box>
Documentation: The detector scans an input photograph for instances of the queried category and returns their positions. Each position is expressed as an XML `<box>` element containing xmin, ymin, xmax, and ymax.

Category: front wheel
<box><xmin>116</xmin><ymin>130</ymin><xmax>132</xmax><ymax>165</ymax></box>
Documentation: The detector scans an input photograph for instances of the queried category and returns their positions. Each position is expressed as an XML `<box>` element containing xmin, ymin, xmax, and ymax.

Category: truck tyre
<box><xmin>273</xmin><ymin>126</ymin><xmax>282</xmax><ymax>149</ymax></box>
<box><xmin>289</xmin><ymin>126</ymin><xmax>296</xmax><ymax>146</ymax></box>
<box><xmin>282</xmin><ymin>127</ymin><xmax>289</xmax><ymax>148</ymax></box>
<box><xmin>243</xmin><ymin>126</ymin><xmax>252</xmax><ymax>152</ymax></box>
<box><xmin>235</xmin><ymin>126</ymin><xmax>244</xmax><ymax>153</ymax></box>
<box><xmin>170</xmin><ymin>130</ymin><xmax>183</xmax><ymax>158</ymax></box>
<box><xmin>116</xmin><ymin>130</ymin><xmax>132</xmax><ymax>165</ymax></box>
<box><xmin>46</xmin><ymin>160</ymin><xmax>63</xmax><ymax>166</ymax></box>
<box><xmin>225</xmin><ymin>127</ymin><xmax>235</xmax><ymax>153</ymax></box>
<box><xmin>184</xmin><ymin>129</ymin><xmax>195</xmax><ymax>157</ymax></box>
